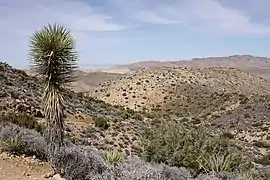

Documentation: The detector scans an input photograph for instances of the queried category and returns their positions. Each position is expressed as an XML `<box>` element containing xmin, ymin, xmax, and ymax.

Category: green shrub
<box><xmin>94</xmin><ymin>117</ymin><xmax>109</xmax><ymax>130</ymax></box>
<box><xmin>0</xmin><ymin>111</ymin><xmax>45</xmax><ymax>132</ymax></box>
<box><xmin>132</xmin><ymin>113</ymin><xmax>143</xmax><ymax>121</ymax></box>
<box><xmin>118</xmin><ymin>110</ymin><xmax>131</xmax><ymax>120</ymax></box>
<box><xmin>102</xmin><ymin>149</ymin><xmax>122</xmax><ymax>165</ymax></box>
<box><xmin>141</xmin><ymin>119</ymin><xmax>243</xmax><ymax>173</ymax></box>
<box><xmin>220</xmin><ymin>131</ymin><xmax>235</xmax><ymax>139</ymax></box>
<box><xmin>0</xmin><ymin>135</ymin><xmax>23</xmax><ymax>155</ymax></box>
<box><xmin>77</xmin><ymin>92</ymin><xmax>84</xmax><ymax>98</ymax></box>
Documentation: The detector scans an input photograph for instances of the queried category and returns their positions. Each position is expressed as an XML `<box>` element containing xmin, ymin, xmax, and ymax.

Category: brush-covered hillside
<box><xmin>89</xmin><ymin>66</ymin><xmax>270</xmax><ymax>159</ymax></box>
<box><xmin>0</xmin><ymin>62</ymin><xmax>148</xmax><ymax>155</ymax></box>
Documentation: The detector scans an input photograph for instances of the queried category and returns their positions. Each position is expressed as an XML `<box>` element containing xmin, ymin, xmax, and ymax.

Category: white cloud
<box><xmin>135</xmin><ymin>10</ymin><xmax>179</xmax><ymax>24</ymax></box>
<box><xmin>1</xmin><ymin>0</ymin><xmax>269</xmax><ymax>36</ymax></box>
<box><xmin>118</xmin><ymin>0</ymin><xmax>270</xmax><ymax>35</ymax></box>
<box><xmin>0</xmin><ymin>0</ymin><xmax>125</xmax><ymax>36</ymax></box>
<box><xmin>185</xmin><ymin>0</ymin><xmax>270</xmax><ymax>35</ymax></box>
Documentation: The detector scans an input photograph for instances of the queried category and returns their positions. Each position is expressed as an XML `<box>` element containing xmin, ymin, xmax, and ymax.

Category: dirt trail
<box><xmin>0</xmin><ymin>152</ymin><xmax>54</xmax><ymax>180</ymax></box>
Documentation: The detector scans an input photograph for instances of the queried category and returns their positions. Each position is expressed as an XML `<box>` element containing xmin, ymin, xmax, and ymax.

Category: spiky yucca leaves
<box><xmin>102</xmin><ymin>150</ymin><xmax>123</xmax><ymax>165</ymax></box>
<box><xmin>0</xmin><ymin>135</ymin><xmax>23</xmax><ymax>155</ymax></box>
<box><xmin>28</xmin><ymin>23</ymin><xmax>78</xmax><ymax>165</ymax></box>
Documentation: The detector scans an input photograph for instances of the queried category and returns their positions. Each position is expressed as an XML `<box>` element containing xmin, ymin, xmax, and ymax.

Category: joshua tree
<box><xmin>28</xmin><ymin>23</ymin><xmax>78</xmax><ymax>166</ymax></box>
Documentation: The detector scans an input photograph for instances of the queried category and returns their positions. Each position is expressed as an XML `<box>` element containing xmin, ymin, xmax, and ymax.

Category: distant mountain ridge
<box><xmin>21</xmin><ymin>54</ymin><xmax>270</xmax><ymax>92</ymax></box>
<box><xmin>108</xmin><ymin>55</ymin><xmax>270</xmax><ymax>82</ymax></box>
<box><xmin>114</xmin><ymin>54</ymin><xmax>270</xmax><ymax>70</ymax></box>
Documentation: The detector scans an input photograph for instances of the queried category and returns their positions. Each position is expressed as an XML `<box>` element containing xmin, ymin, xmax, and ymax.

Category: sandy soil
<box><xmin>0</xmin><ymin>152</ymin><xmax>54</xmax><ymax>180</ymax></box>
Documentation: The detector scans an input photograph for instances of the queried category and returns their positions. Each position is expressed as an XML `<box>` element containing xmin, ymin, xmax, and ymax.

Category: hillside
<box><xmin>89</xmin><ymin>66</ymin><xmax>270</xmax><ymax>158</ymax></box>
<box><xmin>90</xmin><ymin>66</ymin><xmax>270</xmax><ymax>111</ymax></box>
<box><xmin>0</xmin><ymin>62</ymin><xmax>147</xmax><ymax>156</ymax></box>
<box><xmin>1</xmin><ymin>61</ymin><xmax>270</xmax><ymax>179</ymax></box>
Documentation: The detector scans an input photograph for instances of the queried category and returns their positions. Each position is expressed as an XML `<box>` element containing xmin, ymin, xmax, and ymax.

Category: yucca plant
<box><xmin>198</xmin><ymin>152</ymin><xmax>241</xmax><ymax>173</ymax></box>
<box><xmin>0</xmin><ymin>135</ymin><xmax>23</xmax><ymax>155</ymax></box>
<box><xmin>102</xmin><ymin>149</ymin><xmax>123</xmax><ymax>165</ymax></box>
<box><xmin>28</xmin><ymin>23</ymin><xmax>78</xmax><ymax>165</ymax></box>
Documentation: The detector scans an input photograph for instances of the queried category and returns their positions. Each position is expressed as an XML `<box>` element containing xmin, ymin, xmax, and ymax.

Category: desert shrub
<box><xmin>0</xmin><ymin>121</ymin><xmax>254</xmax><ymax>180</ymax></box>
<box><xmin>141</xmin><ymin>119</ymin><xmax>243</xmax><ymax>174</ymax></box>
<box><xmin>132</xmin><ymin>113</ymin><xmax>143</xmax><ymax>121</ymax></box>
<box><xmin>77</xmin><ymin>92</ymin><xmax>84</xmax><ymax>98</ymax></box>
<box><xmin>126</xmin><ymin>108</ymin><xmax>136</xmax><ymax>115</ymax></box>
<box><xmin>220</xmin><ymin>131</ymin><xmax>235</xmax><ymax>139</ymax></box>
<box><xmin>94</xmin><ymin>117</ymin><xmax>109</xmax><ymax>130</ymax></box>
<box><xmin>118</xmin><ymin>110</ymin><xmax>131</xmax><ymax>120</ymax></box>
<box><xmin>18</xmin><ymin>128</ymin><xmax>47</xmax><ymax>159</ymax></box>
<box><xmin>57</xmin><ymin>150</ymin><xmax>193</xmax><ymax>180</ymax></box>
<box><xmin>102</xmin><ymin>150</ymin><xmax>122</xmax><ymax>165</ymax></box>
<box><xmin>55</xmin><ymin>145</ymin><xmax>107</xmax><ymax>180</ymax></box>
<box><xmin>105</xmin><ymin>156</ymin><xmax>192</xmax><ymax>180</ymax></box>
<box><xmin>0</xmin><ymin>135</ymin><xmax>23</xmax><ymax>155</ymax></box>
<box><xmin>0</xmin><ymin>122</ymin><xmax>47</xmax><ymax>159</ymax></box>
<box><xmin>8</xmin><ymin>90</ymin><xmax>20</xmax><ymax>99</ymax></box>
<box><xmin>0</xmin><ymin>111</ymin><xmax>45</xmax><ymax>132</ymax></box>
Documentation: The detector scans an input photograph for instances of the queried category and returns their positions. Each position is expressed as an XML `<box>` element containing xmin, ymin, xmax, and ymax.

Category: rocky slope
<box><xmin>89</xmin><ymin>66</ymin><xmax>270</xmax><ymax>159</ymax></box>
<box><xmin>2</xmin><ymin>60</ymin><xmax>270</xmax><ymax>167</ymax></box>
<box><xmin>0</xmin><ymin>62</ymin><xmax>147</xmax><ymax>156</ymax></box>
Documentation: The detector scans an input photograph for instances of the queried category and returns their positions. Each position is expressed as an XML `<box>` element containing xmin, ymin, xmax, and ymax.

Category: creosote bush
<box><xmin>141</xmin><ymin>119</ymin><xmax>243</xmax><ymax>174</ymax></box>
<box><xmin>94</xmin><ymin>117</ymin><xmax>109</xmax><ymax>130</ymax></box>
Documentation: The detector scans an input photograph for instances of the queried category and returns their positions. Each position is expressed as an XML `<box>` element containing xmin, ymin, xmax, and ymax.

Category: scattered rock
<box><xmin>52</xmin><ymin>174</ymin><xmax>66</xmax><ymax>180</ymax></box>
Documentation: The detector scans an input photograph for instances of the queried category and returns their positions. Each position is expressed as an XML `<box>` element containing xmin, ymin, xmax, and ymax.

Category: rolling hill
<box><xmin>89</xmin><ymin>66</ymin><xmax>270</xmax><ymax>159</ymax></box>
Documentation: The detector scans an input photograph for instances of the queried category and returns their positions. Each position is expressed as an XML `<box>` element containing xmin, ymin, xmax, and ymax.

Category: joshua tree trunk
<box><xmin>43</xmin><ymin>87</ymin><xmax>64</xmax><ymax>165</ymax></box>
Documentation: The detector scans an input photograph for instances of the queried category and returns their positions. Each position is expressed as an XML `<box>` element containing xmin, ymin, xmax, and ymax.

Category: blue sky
<box><xmin>0</xmin><ymin>0</ymin><xmax>270</xmax><ymax>68</ymax></box>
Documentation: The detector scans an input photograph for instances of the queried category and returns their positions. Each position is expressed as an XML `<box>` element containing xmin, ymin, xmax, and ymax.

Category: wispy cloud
<box><xmin>0</xmin><ymin>0</ymin><xmax>125</xmax><ymax>35</ymax></box>
<box><xmin>135</xmin><ymin>10</ymin><xmax>179</xmax><ymax>24</ymax></box>
<box><xmin>118</xmin><ymin>0</ymin><xmax>270</xmax><ymax>35</ymax></box>
<box><xmin>1</xmin><ymin>0</ymin><xmax>269</xmax><ymax>37</ymax></box>
<box><xmin>0</xmin><ymin>0</ymin><xmax>270</xmax><ymax>67</ymax></box>
<box><xmin>184</xmin><ymin>0</ymin><xmax>270</xmax><ymax>35</ymax></box>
